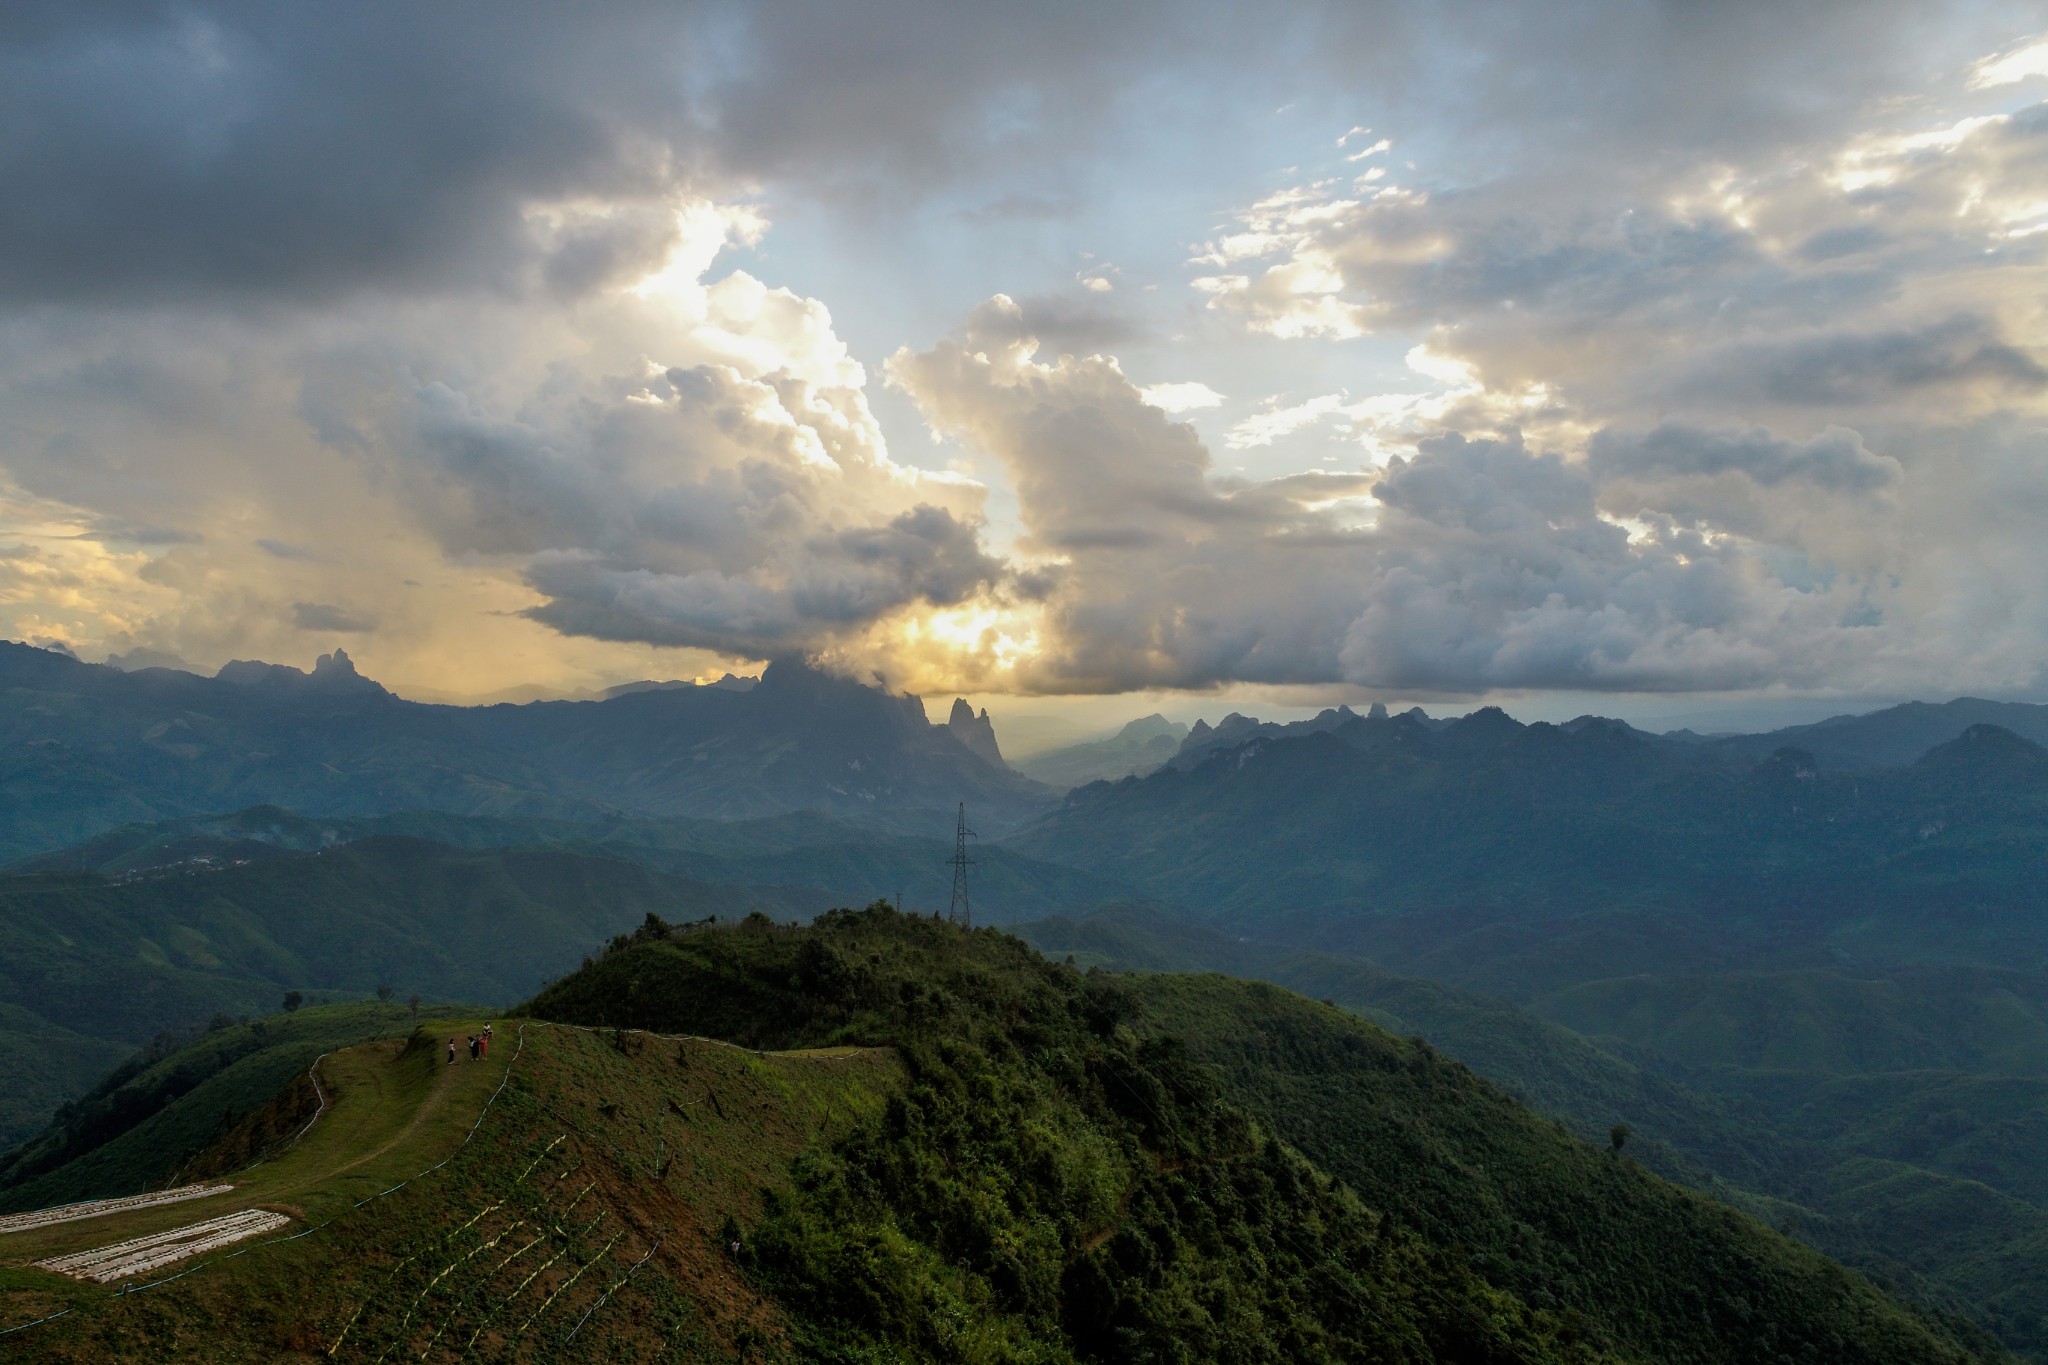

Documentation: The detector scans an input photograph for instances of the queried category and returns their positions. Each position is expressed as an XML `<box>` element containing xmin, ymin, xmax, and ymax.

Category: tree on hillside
<box><xmin>282</xmin><ymin>990</ymin><xmax>303</xmax><ymax>1013</ymax></box>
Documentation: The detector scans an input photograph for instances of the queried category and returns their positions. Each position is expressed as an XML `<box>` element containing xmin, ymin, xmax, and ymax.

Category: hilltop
<box><xmin>0</xmin><ymin>909</ymin><xmax>1998</xmax><ymax>1362</ymax></box>
<box><xmin>0</xmin><ymin>817</ymin><xmax>1136</xmax><ymax>1145</ymax></box>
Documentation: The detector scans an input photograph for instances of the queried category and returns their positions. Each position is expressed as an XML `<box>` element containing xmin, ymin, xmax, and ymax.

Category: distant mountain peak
<box><xmin>216</xmin><ymin>649</ymin><xmax>387</xmax><ymax>696</ymax></box>
<box><xmin>1913</xmin><ymin>722</ymin><xmax>2048</xmax><ymax>777</ymax></box>
<box><xmin>947</xmin><ymin>697</ymin><xmax>1006</xmax><ymax>769</ymax></box>
<box><xmin>1114</xmin><ymin>713</ymin><xmax>1187</xmax><ymax>742</ymax></box>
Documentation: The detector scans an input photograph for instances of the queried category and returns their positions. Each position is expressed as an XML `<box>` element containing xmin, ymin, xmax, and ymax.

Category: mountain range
<box><xmin>0</xmin><ymin>642</ymin><xmax>1050</xmax><ymax>862</ymax></box>
<box><xmin>1015</xmin><ymin>714</ymin><xmax>1190</xmax><ymax>788</ymax></box>
<box><xmin>1009</xmin><ymin>706</ymin><xmax>2048</xmax><ymax>990</ymax></box>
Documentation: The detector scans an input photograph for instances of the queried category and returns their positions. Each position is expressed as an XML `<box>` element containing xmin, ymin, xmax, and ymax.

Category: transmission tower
<box><xmin>946</xmin><ymin>802</ymin><xmax>977</xmax><ymax>928</ymax></box>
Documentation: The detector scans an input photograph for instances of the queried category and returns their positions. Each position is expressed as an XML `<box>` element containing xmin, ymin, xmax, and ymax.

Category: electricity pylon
<box><xmin>946</xmin><ymin>802</ymin><xmax>976</xmax><ymax>928</ymax></box>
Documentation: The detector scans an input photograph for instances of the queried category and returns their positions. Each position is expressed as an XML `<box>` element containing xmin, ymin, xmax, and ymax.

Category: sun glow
<box><xmin>901</xmin><ymin>603</ymin><xmax>1042</xmax><ymax>675</ymax></box>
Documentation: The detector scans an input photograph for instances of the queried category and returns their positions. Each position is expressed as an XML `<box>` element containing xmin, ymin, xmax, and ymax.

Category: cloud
<box><xmin>1139</xmin><ymin>381</ymin><xmax>1225</xmax><ymax>413</ymax></box>
<box><xmin>1970</xmin><ymin>35</ymin><xmax>2048</xmax><ymax>89</ymax></box>
<box><xmin>292</xmin><ymin>601</ymin><xmax>375</xmax><ymax>632</ymax></box>
<box><xmin>995</xmin><ymin>292</ymin><xmax>1149</xmax><ymax>352</ymax></box>
<box><xmin>888</xmin><ymin>300</ymin><xmax>1915</xmax><ymax>695</ymax></box>
<box><xmin>1689</xmin><ymin>317</ymin><xmax>2048</xmax><ymax>407</ymax></box>
<box><xmin>5</xmin><ymin>3</ymin><xmax>2048</xmax><ymax>704</ymax></box>
<box><xmin>1228</xmin><ymin>393</ymin><xmax>1349</xmax><ymax>449</ymax></box>
<box><xmin>1588</xmin><ymin>423</ymin><xmax>1900</xmax><ymax>494</ymax></box>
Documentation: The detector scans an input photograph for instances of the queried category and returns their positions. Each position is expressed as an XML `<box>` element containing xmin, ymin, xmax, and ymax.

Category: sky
<box><xmin>5</xmin><ymin>1</ymin><xmax>2048</xmax><ymax>737</ymax></box>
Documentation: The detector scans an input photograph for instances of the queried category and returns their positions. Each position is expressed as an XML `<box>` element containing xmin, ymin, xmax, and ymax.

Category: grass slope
<box><xmin>0</xmin><ymin>1002</ymin><xmax>476</xmax><ymax>1213</ymax></box>
<box><xmin>0</xmin><ymin>837</ymin><xmax>786</xmax><ymax>1142</ymax></box>
<box><xmin>1</xmin><ymin>1013</ymin><xmax>900</xmax><ymax>1361</ymax></box>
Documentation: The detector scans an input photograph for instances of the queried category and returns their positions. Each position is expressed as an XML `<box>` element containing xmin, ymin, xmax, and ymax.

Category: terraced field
<box><xmin>0</xmin><ymin>1020</ymin><xmax>901</xmax><ymax>1361</ymax></box>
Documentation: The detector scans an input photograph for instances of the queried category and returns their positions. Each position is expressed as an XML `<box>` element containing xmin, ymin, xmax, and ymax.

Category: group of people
<box><xmin>445</xmin><ymin>1023</ymin><xmax>494</xmax><ymax>1065</ymax></box>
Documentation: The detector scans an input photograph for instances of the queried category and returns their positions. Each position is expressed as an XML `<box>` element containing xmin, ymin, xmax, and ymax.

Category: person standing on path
<box><xmin>447</xmin><ymin>1038</ymin><xmax>456</xmax><ymax>1065</ymax></box>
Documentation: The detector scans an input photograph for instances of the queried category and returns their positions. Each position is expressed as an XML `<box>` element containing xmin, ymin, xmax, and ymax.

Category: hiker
<box><xmin>447</xmin><ymin>1038</ymin><xmax>456</xmax><ymax>1065</ymax></box>
<box><xmin>480</xmin><ymin>1025</ymin><xmax>490</xmax><ymax>1059</ymax></box>
<box><xmin>468</xmin><ymin>1034</ymin><xmax>480</xmax><ymax>1061</ymax></box>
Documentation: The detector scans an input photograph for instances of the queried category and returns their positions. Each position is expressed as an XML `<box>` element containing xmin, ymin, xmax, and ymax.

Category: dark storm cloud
<box><xmin>0</xmin><ymin>4</ymin><xmax>694</xmax><ymax>303</ymax></box>
<box><xmin>0</xmin><ymin>0</ymin><xmax>1216</xmax><ymax>305</ymax></box>
<box><xmin>521</xmin><ymin>503</ymin><xmax>1001</xmax><ymax>653</ymax></box>
<box><xmin>0</xmin><ymin>1</ymin><xmax>1988</xmax><ymax>306</ymax></box>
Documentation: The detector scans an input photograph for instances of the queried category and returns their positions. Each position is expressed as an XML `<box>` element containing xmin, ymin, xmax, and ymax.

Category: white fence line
<box><xmin>0</xmin><ymin>1182</ymin><xmax>234</xmax><ymax>1236</ymax></box>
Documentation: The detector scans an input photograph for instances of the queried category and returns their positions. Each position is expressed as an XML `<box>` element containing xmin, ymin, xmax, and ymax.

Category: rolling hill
<box><xmin>0</xmin><ymin>909</ymin><xmax>1998</xmax><ymax>1362</ymax></box>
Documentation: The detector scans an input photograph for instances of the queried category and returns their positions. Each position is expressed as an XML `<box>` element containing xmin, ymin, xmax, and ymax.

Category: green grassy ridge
<box><xmin>520</xmin><ymin>907</ymin><xmax>1992</xmax><ymax>1363</ymax></box>
<box><xmin>1</xmin><ymin>1016</ymin><xmax>903</xmax><ymax>1362</ymax></box>
<box><xmin>0</xmin><ymin>834</ymin><xmax>806</xmax><ymax>1141</ymax></box>
<box><xmin>1127</xmin><ymin>973</ymin><xmax>2003</xmax><ymax>1364</ymax></box>
<box><xmin>524</xmin><ymin>909</ymin><xmax>1621</xmax><ymax>1362</ymax></box>
<box><xmin>0</xmin><ymin>909</ymin><xmax>2005</xmax><ymax>1361</ymax></box>
<box><xmin>0</xmin><ymin>1002</ymin><xmax>476</xmax><ymax>1212</ymax></box>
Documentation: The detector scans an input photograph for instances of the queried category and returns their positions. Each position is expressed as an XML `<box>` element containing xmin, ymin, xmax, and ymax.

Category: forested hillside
<box><xmin>1019</xmin><ymin>907</ymin><xmax>2048</xmax><ymax>1357</ymax></box>
<box><xmin>515</xmin><ymin>907</ymin><xmax>1991</xmax><ymax>1363</ymax></box>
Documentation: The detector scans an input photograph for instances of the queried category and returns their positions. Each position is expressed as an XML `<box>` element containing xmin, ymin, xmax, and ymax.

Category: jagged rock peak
<box><xmin>216</xmin><ymin>648</ymin><xmax>387</xmax><ymax>695</ymax></box>
<box><xmin>947</xmin><ymin>698</ymin><xmax>1006</xmax><ymax>769</ymax></box>
<box><xmin>1367</xmin><ymin>701</ymin><xmax>1390</xmax><ymax>721</ymax></box>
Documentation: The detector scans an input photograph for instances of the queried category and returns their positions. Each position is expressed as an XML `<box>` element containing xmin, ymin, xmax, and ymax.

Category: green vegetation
<box><xmin>1130</xmin><ymin>972</ymin><xmax>2000</xmax><ymax>1364</ymax></box>
<box><xmin>0</xmin><ymin>1001</ymin><xmax>474</xmax><ymax>1214</ymax></box>
<box><xmin>1017</xmin><ymin>906</ymin><xmax>2048</xmax><ymax>1360</ymax></box>
<box><xmin>0</xmin><ymin>836</ymin><xmax>778</xmax><ymax>1143</ymax></box>
<box><xmin>0</xmin><ymin>801</ymin><xmax>1134</xmax><ymax>1143</ymax></box>
<box><xmin>0</xmin><ymin>909</ymin><xmax>2007</xmax><ymax>1361</ymax></box>
<box><xmin>2</xmin><ymin>1007</ymin><xmax>901</xmax><ymax>1361</ymax></box>
<box><xmin>517</xmin><ymin>906</ymin><xmax>1988</xmax><ymax>1362</ymax></box>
